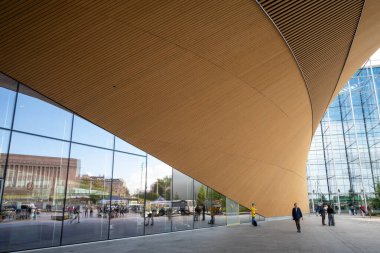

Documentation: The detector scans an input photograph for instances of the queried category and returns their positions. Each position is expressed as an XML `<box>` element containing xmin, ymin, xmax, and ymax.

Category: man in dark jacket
<box><xmin>327</xmin><ymin>204</ymin><xmax>335</xmax><ymax>226</ymax></box>
<box><xmin>292</xmin><ymin>203</ymin><xmax>303</xmax><ymax>233</ymax></box>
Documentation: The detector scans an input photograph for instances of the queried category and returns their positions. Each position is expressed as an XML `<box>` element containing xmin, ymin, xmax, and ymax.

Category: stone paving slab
<box><xmin>21</xmin><ymin>214</ymin><xmax>380</xmax><ymax>253</ymax></box>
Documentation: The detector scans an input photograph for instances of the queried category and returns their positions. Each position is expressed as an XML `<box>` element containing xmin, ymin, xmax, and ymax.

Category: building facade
<box><xmin>307</xmin><ymin>59</ymin><xmax>380</xmax><ymax>211</ymax></box>
<box><xmin>0</xmin><ymin>73</ymin><xmax>254</xmax><ymax>253</ymax></box>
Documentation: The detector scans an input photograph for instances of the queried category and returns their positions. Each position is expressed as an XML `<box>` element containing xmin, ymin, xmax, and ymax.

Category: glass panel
<box><xmin>0</xmin><ymin>73</ymin><xmax>17</xmax><ymax>129</ymax></box>
<box><xmin>207</xmin><ymin>188</ymin><xmax>226</xmax><ymax>226</ymax></box>
<box><xmin>193</xmin><ymin>180</ymin><xmax>209</xmax><ymax>229</ymax></box>
<box><xmin>109</xmin><ymin>152</ymin><xmax>146</xmax><ymax>239</ymax></box>
<box><xmin>0</xmin><ymin>130</ymin><xmax>11</xmax><ymax>178</ymax></box>
<box><xmin>226</xmin><ymin>198</ymin><xmax>239</xmax><ymax>226</ymax></box>
<box><xmin>62</xmin><ymin>144</ymin><xmax>113</xmax><ymax>245</ymax></box>
<box><xmin>0</xmin><ymin>133</ymin><xmax>69</xmax><ymax>252</ymax></box>
<box><xmin>239</xmin><ymin>205</ymin><xmax>251</xmax><ymax>224</ymax></box>
<box><xmin>145</xmin><ymin>155</ymin><xmax>172</xmax><ymax>235</ymax></box>
<box><xmin>172</xmin><ymin>169</ymin><xmax>193</xmax><ymax>231</ymax></box>
<box><xmin>72</xmin><ymin>115</ymin><xmax>114</xmax><ymax>149</ymax></box>
<box><xmin>13</xmin><ymin>84</ymin><xmax>73</xmax><ymax>140</ymax></box>
<box><xmin>115</xmin><ymin>137</ymin><xmax>145</xmax><ymax>156</ymax></box>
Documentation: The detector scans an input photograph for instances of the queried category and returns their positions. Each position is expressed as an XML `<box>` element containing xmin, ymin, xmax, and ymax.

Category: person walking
<box><xmin>320</xmin><ymin>204</ymin><xmax>326</xmax><ymax>225</ymax></box>
<box><xmin>367</xmin><ymin>205</ymin><xmax>372</xmax><ymax>219</ymax></box>
<box><xmin>202</xmin><ymin>204</ymin><xmax>206</xmax><ymax>221</ymax></box>
<box><xmin>84</xmin><ymin>206</ymin><xmax>88</xmax><ymax>217</ymax></box>
<box><xmin>251</xmin><ymin>202</ymin><xmax>257</xmax><ymax>226</ymax></box>
<box><xmin>194</xmin><ymin>205</ymin><xmax>201</xmax><ymax>221</ymax></box>
<box><xmin>350</xmin><ymin>205</ymin><xmax>355</xmax><ymax>215</ymax></box>
<box><xmin>359</xmin><ymin>205</ymin><xmax>366</xmax><ymax>217</ymax></box>
<box><xmin>327</xmin><ymin>204</ymin><xmax>335</xmax><ymax>226</ymax></box>
<box><xmin>209</xmin><ymin>205</ymin><xmax>216</xmax><ymax>224</ymax></box>
<box><xmin>145</xmin><ymin>209</ymin><xmax>154</xmax><ymax>226</ymax></box>
<box><xmin>292</xmin><ymin>203</ymin><xmax>303</xmax><ymax>233</ymax></box>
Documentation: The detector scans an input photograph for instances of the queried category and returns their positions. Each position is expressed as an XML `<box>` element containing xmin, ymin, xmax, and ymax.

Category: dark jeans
<box><xmin>209</xmin><ymin>215</ymin><xmax>215</xmax><ymax>224</ymax></box>
<box><xmin>295</xmin><ymin>219</ymin><xmax>301</xmax><ymax>232</ymax></box>
<box><xmin>321</xmin><ymin>213</ymin><xmax>326</xmax><ymax>225</ymax></box>
<box><xmin>328</xmin><ymin>214</ymin><xmax>335</xmax><ymax>226</ymax></box>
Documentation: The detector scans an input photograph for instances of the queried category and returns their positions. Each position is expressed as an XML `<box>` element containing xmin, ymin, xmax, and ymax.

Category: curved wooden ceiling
<box><xmin>0</xmin><ymin>0</ymin><xmax>379</xmax><ymax>216</ymax></box>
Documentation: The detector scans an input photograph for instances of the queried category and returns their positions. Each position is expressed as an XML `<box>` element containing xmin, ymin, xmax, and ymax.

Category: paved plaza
<box><xmin>21</xmin><ymin>214</ymin><xmax>380</xmax><ymax>253</ymax></box>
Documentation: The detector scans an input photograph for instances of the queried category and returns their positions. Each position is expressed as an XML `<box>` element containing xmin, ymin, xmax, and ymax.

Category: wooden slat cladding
<box><xmin>257</xmin><ymin>0</ymin><xmax>365</xmax><ymax>131</ymax></box>
<box><xmin>0</xmin><ymin>0</ymin><xmax>312</xmax><ymax>216</ymax></box>
<box><xmin>1</xmin><ymin>0</ymin><xmax>379</xmax><ymax>216</ymax></box>
<box><xmin>328</xmin><ymin>0</ymin><xmax>380</xmax><ymax>107</ymax></box>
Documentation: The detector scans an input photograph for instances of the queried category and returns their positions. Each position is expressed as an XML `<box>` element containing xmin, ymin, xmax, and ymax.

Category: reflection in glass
<box><xmin>239</xmin><ymin>205</ymin><xmax>251</xmax><ymax>224</ymax></box>
<box><xmin>172</xmin><ymin>169</ymin><xmax>193</xmax><ymax>231</ymax></box>
<box><xmin>115</xmin><ymin>137</ymin><xmax>146</xmax><ymax>156</ymax></box>
<box><xmin>13</xmin><ymin>85</ymin><xmax>73</xmax><ymax>140</ymax></box>
<box><xmin>109</xmin><ymin>152</ymin><xmax>146</xmax><ymax>239</ymax></box>
<box><xmin>0</xmin><ymin>130</ymin><xmax>10</xmax><ymax>178</ymax></box>
<box><xmin>72</xmin><ymin>116</ymin><xmax>114</xmax><ymax>149</ymax></box>
<box><xmin>193</xmin><ymin>181</ymin><xmax>209</xmax><ymax>229</ymax></box>
<box><xmin>145</xmin><ymin>156</ymin><xmax>172</xmax><ymax>235</ymax></box>
<box><xmin>226</xmin><ymin>198</ymin><xmax>239</xmax><ymax>226</ymax></box>
<box><xmin>0</xmin><ymin>73</ymin><xmax>247</xmax><ymax>252</ymax></box>
<box><xmin>0</xmin><ymin>133</ymin><xmax>69</xmax><ymax>252</ymax></box>
<box><xmin>62</xmin><ymin>144</ymin><xmax>113</xmax><ymax>245</ymax></box>
<box><xmin>207</xmin><ymin>188</ymin><xmax>226</xmax><ymax>226</ymax></box>
<box><xmin>0</xmin><ymin>73</ymin><xmax>17</xmax><ymax>129</ymax></box>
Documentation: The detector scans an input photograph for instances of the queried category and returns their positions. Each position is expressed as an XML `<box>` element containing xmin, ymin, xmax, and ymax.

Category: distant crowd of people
<box><xmin>66</xmin><ymin>204</ymin><xmax>133</xmax><ymax>224</ymax></box>
<box><xmin>290</xmin><ymin>202</ymin><xmax>374</xmax><ymax>233</ymax></box>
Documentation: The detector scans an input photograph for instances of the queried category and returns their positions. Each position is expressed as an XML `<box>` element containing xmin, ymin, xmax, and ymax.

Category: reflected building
<box><xmin>307</xmin><ymin>60</ymin><xmax>380</xmax><ymax>210</ymax></box>
<box><xmin>0</xmin><ymin>73</ymin><xmax>251</xmax><ymax>252</ymax></box>
<box><xmin>1</xmin><ymin>154</ymin><xmax>78</xmax><ymax>209</ymax></box>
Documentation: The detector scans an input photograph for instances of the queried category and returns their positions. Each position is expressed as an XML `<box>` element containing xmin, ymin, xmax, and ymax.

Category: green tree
<box><xmin>209</xmin><ymin>189</ymin><xmax>226</xmax><ymax>212</ymax></box>
<box><xmin>89</xmin><ymin>194</ymin><xmax>102</xmax><ymax>204</ymax></box>
<box><xmin>197</xmin><ymin>185</ymin><xmax>206</xmax><ymax>205</ymax></box>
<box><xmin>146</xmin><ymin>176</ymin><xmax>172</xmax><ymax>200</ymax></box>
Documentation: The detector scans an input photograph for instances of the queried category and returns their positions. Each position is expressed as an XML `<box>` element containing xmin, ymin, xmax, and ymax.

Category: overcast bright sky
<box><xmin>363</xmin><ymin>48</ymin><xmax>380</xmax><ymax>66</ymax></box>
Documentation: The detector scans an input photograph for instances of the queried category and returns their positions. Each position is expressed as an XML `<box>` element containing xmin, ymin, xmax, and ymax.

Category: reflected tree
<box><xmin>146</xmin><ymin>176</ymin><xmax>171</xmax><ymax>201</ymax></box>
<box><xmin>197</xmin><ymin>185</ymin><xmax>206</xmax><ymax>205</ymax></box>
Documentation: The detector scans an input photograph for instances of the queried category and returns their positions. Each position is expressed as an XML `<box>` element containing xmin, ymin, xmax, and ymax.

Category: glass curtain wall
<box><xmin>226</xmin><ymin>198</ymin><xmax>239</xmax><ymax>226</ymax></box>
<box><xmin>144</xmin><ymin>156</ymin><xmax>172</xmax><ymax>235</ymax></box>
<box><xmin>109</xmin><ymin>152</ymin><xmax>146</xmax><ymax>239</ymax></box>
<box><xmin>193</xmin><ymin>180</ymin><xmax>209</xmax><ymax>229</ymax></box>
<box><xmin>307</xmin><ymin>62</ymin><xmax>380</xmax><ymax>212</ymax></box>
<box><xmin>172</xmin><ymin>169</ymin><xmax>193</xmax><ymax>231</ymax></box>
<box><xmin>0</xmin><ymin>72</ymin><xmax>252</xmax><ymax>252</ymax></box>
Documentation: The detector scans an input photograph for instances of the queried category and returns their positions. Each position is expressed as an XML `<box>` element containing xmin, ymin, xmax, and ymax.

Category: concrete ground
<box><xmin>22</xmin><ymin>214</ymin><xmax>380</xmax><ymax>253</ymax></box>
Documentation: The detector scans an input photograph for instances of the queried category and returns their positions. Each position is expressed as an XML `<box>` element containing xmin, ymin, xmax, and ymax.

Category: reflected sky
<box><xmin>115</xmin><ymin>136</ymin><xmax>145</xmax><ymax>155</ymax></box>
<box><xmin>70</xmin><ymin>143</ymin><xmax>113</xmax><ymax>177</ymax></box>
<box><xmin>14</xmin><ymin>89</ymin><xmax>73</xmax><ymax>140</ymax></box>
<box><xmin>0</xmin><ymin>87</ymin><xmax>16</xmax><ymax>129</ymax></box>
<box><xmin>147</xmin><ymin>155</ymin><xmax>172</xmax><ymax>189</ymax></box>
<box><xmin>113</xmin><ymin>152</ymin><xmax>145</xmax><ymax>195</ymax></box>
<box><xmin>10</xmin><ymin>132</ymin><xmax>69</xmax><ymax>159</ymax></box>
<box><xmin>72</xmin><ymin>115</ymin><xmax>114</xmax><ymax>149</ymax></box>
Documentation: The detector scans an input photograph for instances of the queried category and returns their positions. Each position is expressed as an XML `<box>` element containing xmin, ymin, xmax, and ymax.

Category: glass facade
<box><xmin>0</xmin><ymin>73</ymin><xmax>252</xmax><ymax>252</ymax></box>
<box><xmin>307</xmin><ymin>60</ymin><xmax>380</xmax><ymax>212</ymax></box>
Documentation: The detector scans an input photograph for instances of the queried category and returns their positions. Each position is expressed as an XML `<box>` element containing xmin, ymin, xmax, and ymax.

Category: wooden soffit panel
<box><xmin>257</xmin><ymin>0</ymin><xmax>365</xmax><ymax>132</ymax></box>
<box><xmin>329</xmin><ymin>0</ymin><xmax>380</xmax><ymax>105</ymax></box>
<box><xmin>2</xmin><ymin>0</ymin><xmax>378</xmax><ymax>216</ymax></box>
